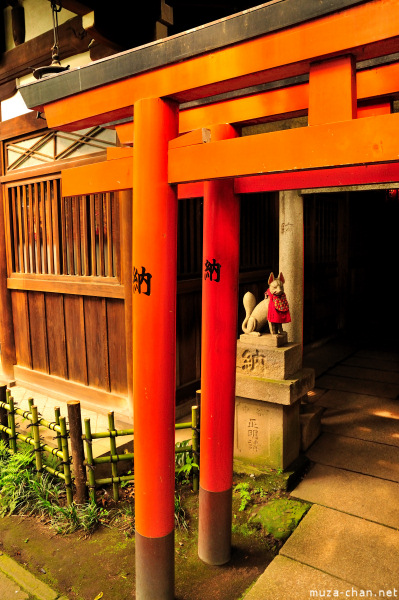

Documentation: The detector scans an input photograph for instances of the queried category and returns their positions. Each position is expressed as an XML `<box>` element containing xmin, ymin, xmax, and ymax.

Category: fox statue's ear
<box><xmin>279</xmin><ymin>272</ymin><xmax>285</xmax><ymax>284</ymax></box>
<box><xmin>268</xmin><ymin>273</ymin><xmax>274</xmax><ymax>284</ymax></box>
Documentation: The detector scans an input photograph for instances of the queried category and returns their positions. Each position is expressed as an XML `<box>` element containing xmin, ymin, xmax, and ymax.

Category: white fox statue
<box><xmin>242</xmin><ymin>272</ymin><xmax>291</xmax><ymax>335</ymax></box>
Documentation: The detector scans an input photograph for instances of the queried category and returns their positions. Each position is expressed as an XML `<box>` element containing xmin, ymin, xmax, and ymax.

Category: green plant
<box><xmin>0</xmin><ymin>441</ymin><xmax>104</xmax><ymax>534</ymax></box>
<box><xmin>175</xmin><ymin>440</ymin><xmax>198</xmax><ymax>484</ymax></box>
<box><xmin>253</xmin><ymin>485</ymin><xmax>267</xmax><ymax>499</ymax></box>
<box><xmin>234</xmin><ymin>482</ymin><xmax>252</xmax><ymax>511</ymax></box>
<box><xmin>174</xmin><ymin>492</ymin><xmax>188</xmax><ymax>531</ymax></box>
<box><xmin>120</xmin><ymin>471</ymin><xmax>134</xmax><ymax>488</ymax></box>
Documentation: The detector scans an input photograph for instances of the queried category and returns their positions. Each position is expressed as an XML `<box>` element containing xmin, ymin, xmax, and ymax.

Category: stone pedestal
<box><xmin>234</xmin><ymin>333</ymin><xmax>315</xmax><ymax>470</ymax></box>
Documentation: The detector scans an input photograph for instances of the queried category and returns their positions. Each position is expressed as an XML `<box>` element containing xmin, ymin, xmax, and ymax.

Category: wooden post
<box><xmin>191</xmin><ymin>405</ymin><xmax>199</xmax><ymax>492</ymax></box>
<box><xmin>84</xmin><ymin>418</ymin><xmax>96</xmax><ymax>503</ymax></box>
<box><xmin>108</xmin><ymin>411</ymin><xmax>119</xmax><ymax>501</ymax></box>
<box><xmin>133</xmin><ymin>97</ymin><xmax>178</xmax><ymax>600</ymax></box>
<box><xmin>59</xmin><ymin>416</ymin><xmax>73</xmax><ymax>506</ymax></box>
<box><xmin>7</xmin><ymin>392</ymin><xmax>17</xmax><ymax>453</ymax></box>
<box><xmin>31</xmin><ymin>405</ymin><xmax>43</xmax><ymax>475</ymax></box>
<box><xmin>0</xmin><ymin>385</ymin><xmax>9</xmax><ymax>444</ymax></box>
<box><xmin>0</xmin><ymin>190</ymin><xmax>16</xmax><ymax>380</ymax></box>
<box><xmin>67</xmin><ymin>401</ymin><xmax>87</xmax><ymax>504</ymax></box>
<box><xmin>198</xmin><ymin>125</ymin><xmax>240</xmax><ymax>566</ymax></box>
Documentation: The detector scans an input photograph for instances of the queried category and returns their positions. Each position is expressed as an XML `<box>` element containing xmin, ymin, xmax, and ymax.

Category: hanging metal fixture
<box><xmin>33</xmin><ymin>1</ymin><xmax>70</xmax><ymax>80</ymax></box>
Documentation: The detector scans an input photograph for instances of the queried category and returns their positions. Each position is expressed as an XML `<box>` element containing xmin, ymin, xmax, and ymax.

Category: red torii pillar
<box><xmin>133</xmin><ymin>97</ymin><xmax>178</xmax><ymax>599</ymax></box>
<box><xmin>198</xmin><ymin>125</ymin><xmax>240</xmax><ymax>565</ymax></box>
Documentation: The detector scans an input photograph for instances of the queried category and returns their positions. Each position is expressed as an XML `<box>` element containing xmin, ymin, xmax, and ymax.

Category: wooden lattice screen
<box><xmin>5</xmin><ymin>177</ymin><xmax>120</xmax><ymax>279</ymax></box>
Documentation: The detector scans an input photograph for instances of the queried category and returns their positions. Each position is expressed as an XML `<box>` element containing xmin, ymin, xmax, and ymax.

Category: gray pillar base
<box><xmin>135</xmin><ymin>529</ymin><xmax>174</xmax><ymax>600</ymax></box>
<box><xmin>198</xmin><ymin>486</ymin><xmax>232</xmax><ymax>565</ymax></box>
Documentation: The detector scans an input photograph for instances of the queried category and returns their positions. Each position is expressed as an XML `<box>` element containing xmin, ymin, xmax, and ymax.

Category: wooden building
<box><xmin>1</xmin><ymin>0</ymin><xmax>398</xmax><ymax>421</ymax></box>
<box><xmin>0</xmin><ymin>0</ymin><xmax>280</xmax><ymax>415</ymax></box>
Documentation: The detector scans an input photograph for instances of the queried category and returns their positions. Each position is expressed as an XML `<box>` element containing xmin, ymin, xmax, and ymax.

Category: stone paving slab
<box><xmin>307</xmin><ymin>432</ymin><xmax>399</xmax><ymax>482</ymax></box>
<box><xmin>330</xmin><ymin>364</ymin><xmax>399</xmax><ymax>385</ymax></box>
<box><xmin>343</xmin><ymin>355</ymin><xmax>399</xmax><ymax>373</ymax></box>
<box><xmin>316</xmin><ymin>374</ymin><xmax>399</xmax><ymax>399</ymax></box>
<box><xmin>320</xmin><ymin>404</ymin><xmax>399</xmax><ymax>447</ymax></box>
<box><xmin>0</xmin><ymin>569</ymin><xmax>29</xmax><ymax>600</ymax></box>
<box><xmin>355</xmin><ymin>348</ymin><xmax>399</xmax><ymax>363</ymax></box>
<box><xmin>291</xmin><ymin>463</ymin><xmax>399</xmax><ymax>528</ymax></box>
<box><xmin>315</xmin><ymin>389</ymin><xmax>399</xmax><ymax>411</ymax></box>
<box><xmin>243</xmin><ymin>555</ymin><xmax>363</xmax><ymax>600</ymax></box>
<box><xmin>0</xmin><ymin>552</ymin><xmax>66</xmax><ymax>600</ymax></box>
<box><xmin>281</xmin><ymin>505</ymin><xmax>399</xmax><ymax>594</ymax></box>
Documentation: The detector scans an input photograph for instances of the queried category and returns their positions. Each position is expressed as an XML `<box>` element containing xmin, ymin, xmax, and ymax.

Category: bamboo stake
<box><xmin>7</xmin><ymin>392</ymin><xmax>17</xmax><ymax>454</ymax></box>
<box><xmin>67</xmin><ymin>401</ymin><xmax>87</xmax><ymax>504</ymax></box>
<box><xmin>0</xmin><ymin>386</ymin><xmax>8</xmax><ymax>445</ymax></box>
<box><xmin>28</xmin><ymin>398</ymin><xmax>34</xmax><ymax>441</ymax></box>
<box><xmin>84</xmin><ymin>418</ymin><xmax>96</xmax><ymax>504</ymax></box>
<box><xmin>59</xmin><ymin>416</ymin><xmax>73</xmax><ymax>506</ymax></box>
<box><xmin>95</xmin><ymin>475</ymin><xmax>134</xmax><ymax>486</ymax></box>
<box><xmin>54</xmin><ymin>407</ymin><xmax>63</xmax><ymax>472</ymax></box>
<box><xmin>91</xmin><ymin>428</ymin><xmax>134</xmax><ymax>439</ymax></box>
<box><xmin>31</xmin><ymin>405</ymin><xmax>43</xmax><ymax>475</ymax></box>
<box><xmin>108</xmin><ymin>412</ymin><xmax>119</xmax><ymax>501</ymax></box>
<box><xmin>93</xmin><ymin>453</ymin><xmax>133</xmax><ymax>465</ymax></box>
<box><xmin>0</xmin><ymin>425</ymin><xmax>63</xmax><ymax>461</ymax></box>
<box><xmin>192</xmin><ymin>405</ymin><xmax>199</xmax><ymax>492</ymax></box>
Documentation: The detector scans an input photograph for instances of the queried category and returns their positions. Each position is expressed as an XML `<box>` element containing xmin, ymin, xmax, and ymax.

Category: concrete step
<box><xmin>281</xmin><ymin>505</ymin><xmax>399</xmax><ymax>593</ymax></box>
<box><xmin>291</xmin><ymin>463</ymin><xmax>399</xmax><ymax>528</ymax></box>
<box><xmin>306</xmin><ymin>432</ymin><xmax>399</xmax><ymax>483</ymax></box>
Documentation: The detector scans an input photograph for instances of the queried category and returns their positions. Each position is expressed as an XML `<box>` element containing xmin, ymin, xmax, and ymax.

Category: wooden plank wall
<box><xmin>11</xmin><ymin>289</ymin><xmax>127</xmax><ymax>394</ymax></box>
<box><xmin>9</xmin><ymin>187</ymin><xmax>278</xmax><ymax>405</ymax></box>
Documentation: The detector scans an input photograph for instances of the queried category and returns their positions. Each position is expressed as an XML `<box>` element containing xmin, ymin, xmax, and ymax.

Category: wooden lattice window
<box><xmin>6</xmin><ymin>177</ymin><xmax>120</xmax><ymax>279</ymax></box>
<box><xmin>5</xmin><ymin>128</ymin><xmax>117</xmax><ymax>172</ymax></box>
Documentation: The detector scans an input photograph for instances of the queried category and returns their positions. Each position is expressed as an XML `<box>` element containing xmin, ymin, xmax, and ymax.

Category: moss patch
<box><xmin>250</xmin><ymin>498</ymin><xmax>310</xmax><ymax>540</ymax></box>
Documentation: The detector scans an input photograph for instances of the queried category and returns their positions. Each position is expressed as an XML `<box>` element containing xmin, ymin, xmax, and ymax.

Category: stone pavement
<box><xmin>0</xmin><ymin>551</ymin><xmax>68</xmax><ymax>600</ymax></box>
<box><xmin>244</xmin><ymin>339</ymin><xmax>399</xmax><ymax>600</ymax></box>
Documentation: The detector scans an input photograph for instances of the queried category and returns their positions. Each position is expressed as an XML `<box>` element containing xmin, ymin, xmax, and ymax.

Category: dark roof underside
<box><xmin>19</xmin><ymin>0</ymin><xmax>368</xmax><ymax>110</ymax></box>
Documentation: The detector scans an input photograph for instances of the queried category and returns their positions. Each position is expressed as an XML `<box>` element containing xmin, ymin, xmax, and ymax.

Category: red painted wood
<box><xmin>234</xmin><ymin>163</ymin><xmax>399</xmax><ymax>194</ymax></box>
<box><xmin>132</xmin><ymin>97</ymin><xmax>178</xmax><ymax>539</ymax></box>
<box><xmin>200</xmin><ymin>179</ymin><xmax>240</xmax><ymax>492</ymax></box>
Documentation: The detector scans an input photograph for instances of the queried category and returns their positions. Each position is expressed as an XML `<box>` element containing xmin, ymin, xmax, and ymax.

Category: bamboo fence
<box><xmin>0</xmin><ymin>384</ymin><xmax>200</xmax><ymax>505</ymax></box>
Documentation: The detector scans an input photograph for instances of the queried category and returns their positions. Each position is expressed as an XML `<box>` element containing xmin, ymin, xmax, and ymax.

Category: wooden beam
<box><xmin>169</xmin><ymin>128</ymin><xmax>211</xmax><ymax>149</ymax></box>
<box><xmin>179</xmin><ymin>83</ymin><xmax>309</xmax><ymax>132</ymax></box>
<box><xmin>115</xmin><ymin>122</ymin><xmax>134</xmax><ymax>146</ymax></box>
<box><xmin>0</xmin><ymin>112</ymin><xmax>47</xmax><ymax>142</ymax></box>
<box><xmin>23</xmin><ymin>0</ymin><xmax>399</xmax><ymax>131</ymax></box>
<box><xmin>61</xmin><ymin>153</ymin><xmax>399</xmax><ymax>199</ymax></box>
<box><xmin>61</xmin><ymin>155</ymin><xmax>133</xmax><ymax>195</ymax></box>
<box><xmin>234</xmin><ymin>163</ymin><xmax>399</xmax><ymax>194</ymax></box>
<box><xmin>309</xmin><ymin>55</ymin><xmax>356</xmax><ymax>125</ymax></box>
<box><xmin>60</xmin><ymin>0</ymin><xmax>92</xmax><ymax>16</ymax></box>
<box><xmin>82</xmin><ymin>11</ymin><xmax>123</xmax><ymax>51</ymax></box>
<box><xmin>168</xmin><ymin>112</ymin><xmax>399</xmax><ymax>183</ymax></box>
<box><xmin>179</xmin><ymin>61</ymin><xmax>399</xmax><ymax>133</ymax></box>
<box><xmin>18</xmin><ymin>0</ymin><xmax>370</xmax><ymax>114</ymax></box>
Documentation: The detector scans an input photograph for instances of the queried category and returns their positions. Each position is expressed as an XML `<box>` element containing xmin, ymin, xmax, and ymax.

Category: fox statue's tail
<box><xmin>242</xmin><ymin>291</ymin><xmax>257</xmax><ymax>333</ymax></box>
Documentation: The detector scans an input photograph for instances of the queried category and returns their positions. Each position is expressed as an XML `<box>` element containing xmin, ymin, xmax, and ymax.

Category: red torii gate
<box><xmin>18</xmin><ymin>0</ymin><xmax>399</xmax><ymax>597</ymax></box>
